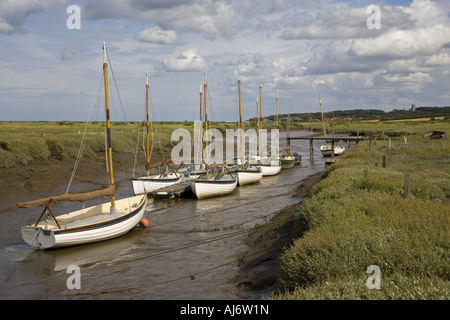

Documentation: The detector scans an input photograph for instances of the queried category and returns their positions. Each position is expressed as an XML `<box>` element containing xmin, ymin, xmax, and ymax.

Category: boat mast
<box><xmin>276</xmin><ymin>90</ymin><xmax>279</xmax><ymax>129</ymax></box>
<box><xmin>238</xmin><ymin>79</ymin><xmax>244</xmax><ymax>169</ymax></box>
<box><xmin>204</xmin><ymin>74</ymin><xmax>209</xmax><ymax>177</ymax></box>
<box><xmin>319</xmin><ymin>96</ymin><xmax>328</xmax><ymax>145</ymax></box>
<box><xmin>259</xmin><ymin>85</ymin><xmax>262</xmax><ymax>157</ymax></box>
<box><xmin>146</xmin><ymin>72</ymin><xmax>150</xmax><ymax>176</ymax></box>
<box><xmin>256</xmin><ymin>96</ymin><xmax>259</xmax><ymax>156</ymax></box>
<box><xmin>199</xmin><ymin>82</ymin><xmax>203</xmax><ymax>122</ymax></box>
<box><xmin>199</xmin><ymin>82</ymin><xmax>203</xmax><ymax>169</ymax></box>
<box><xmin>103</xmin><ymin>42</ymin><xmax>116</xmax><ymax>210</ymax></box>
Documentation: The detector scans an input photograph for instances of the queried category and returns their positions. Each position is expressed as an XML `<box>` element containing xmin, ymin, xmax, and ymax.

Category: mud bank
<box><xmin>0</xmin><ymin>152</ymin><xmax>151</xmax><ymax>212</ymax></box>
<box><xmin>235</xmin><ymin>171</ymin><xmax>325</xmax><ymax>299</ymax></box>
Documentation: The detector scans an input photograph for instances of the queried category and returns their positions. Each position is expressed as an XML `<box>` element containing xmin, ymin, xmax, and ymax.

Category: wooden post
<box><xmin>309</xmin><ymin>137</ymin><xmax>314</xmax><ymax>162</ymax></box>
<box><xmin>404</xmin><ymin>173</ymin><xmax>410</xmax><ymax>198</ymax></box>
<box><xmin>382</xmin><ymin>155</ymin><xmax>386</xmax><ymax>168</ymax></box>
<box><xmin>388</xmin><ymin>139</ymin><xmax>391</xmax><ymax>149</ymax></box>
<box><xmin>331</xmin><ymin>138</ymin><xmax>335</xmax><ymax>162</ymax></box>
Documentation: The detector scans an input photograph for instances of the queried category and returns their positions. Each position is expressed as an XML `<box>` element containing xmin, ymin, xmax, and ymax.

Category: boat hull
<box><xmin>320</xmin><ymin>145</ymin><xmax>345</xmax><ymax>157</ymax></box>
<box><xmin>237</xmin><ymin>168</ymin><xmax>263</xmax><ymax>186</ymax></box>
<box><xmin>21</xmin><ymin>195</ymin><xmax>147</xmax><ymax>250</ymax></box>
<box><xmin>249</xmin><ymin>157</ymin><xmax>281</xmax><ymax>176</ymax></box>
<box><xmin>191</xmin><ymin>178</ymin><xmax>237</xmax><ymax>199</ymax></box>
<box><xmin>280</xmin><ymin>157</ymin><xmax>296</xmax><ymax>169</ymax></box>
<box><xmin>132</xmin><ymin>174</ymin><xmax>181</xmax><ymax>195</ymax></box>
<box><xmin>259</xmin><ymin>164</ymin><xmax>281</xmax><ymax>176</ymax></box>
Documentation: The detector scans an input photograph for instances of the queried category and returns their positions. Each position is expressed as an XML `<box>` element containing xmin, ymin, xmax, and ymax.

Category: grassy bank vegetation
<box><xmin>273</xmin><ymin>122</ymin><xmax>449</xmax><ymax>299</ymax></box>
<box><xmin>1</xmin><ymin>118</ymin><xmax>445</xmax><ymax>168</ymax></box>
<box><xmin>0</xmin><ymin>120</ymin><xmax>301</xmax><ymax>168</ymax></box>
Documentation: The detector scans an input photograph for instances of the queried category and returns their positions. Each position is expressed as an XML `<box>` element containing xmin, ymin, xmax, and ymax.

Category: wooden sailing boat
<box><xmin>190</xmin><ymin>79</ymin><xmax>237</xmax><ymax>199</ymax></box>
<box><xmin>185</xmin><ymin>81</ymin><xmax>207</xmax><ymax>180</ymax></box>
<box><xmin>280</xmin><ymin>147</ymin><xmax>296</xmax><ymax>169</ymax></box>
<box><xmin>253</xmin><ymin>85</ymin><xmax>281</xmax><ymax>176</ymax></box>
<box><xmin>319</xmin><ymin>96</ymin><xmax>345</xmax><ymax>157</ymax></box>
<box><xmin>132</xmin><ymin>72</ymin><xmax>181</xmax><ymax>195</ymax></box>
<box><xmin>18</xmin><ymin>43</ymin><xmax>147</xmax><ymax>250</ymax></box>
<box><xmin>235</xmin><ymin>79</ymin><xmax>262</xmax><ymax>186</ymax></box>
<box><xmin>277</xmin><ymin>92</ymin><xmax>296</xmax><ymax>169</ymax></box>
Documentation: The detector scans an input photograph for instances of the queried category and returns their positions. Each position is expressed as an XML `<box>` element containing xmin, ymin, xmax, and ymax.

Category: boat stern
<box><xmin>132</xmin><ymin>179</ymin><xmax>146</xmax><ymax>195</ymax></box>
<box><xmin>21</xmin><ymin>227</ymin><xmax>56</xmax><ymax>250</ymax></box>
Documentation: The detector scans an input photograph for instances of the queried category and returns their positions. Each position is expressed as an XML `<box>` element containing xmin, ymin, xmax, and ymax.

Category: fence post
<box><xmin>404</xmin><ymin>173</ymin><xmax>410</xmax><ymax>198</ymax></box>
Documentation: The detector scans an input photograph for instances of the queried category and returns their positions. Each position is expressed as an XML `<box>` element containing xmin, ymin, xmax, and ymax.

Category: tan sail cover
<box><xmin>17</xmin><ymin>184</ymin><xmax>115</xmax><ymax>208</ymax></box>
<box><xmin>145</xmin><ymin>159</ymin><xmax>173</xmax><ymax>171</ymax></box>
<box><xmin>279</xmin><ymin>146</ymin><xmax>291</xmax><ymax>153</ymax></box>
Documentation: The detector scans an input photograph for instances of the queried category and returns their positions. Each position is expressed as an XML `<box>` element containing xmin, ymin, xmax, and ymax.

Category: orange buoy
<box><xmin>139</xmin><ymin>218</ymin><xmax>149</xmax><ymax>228</ymax></box>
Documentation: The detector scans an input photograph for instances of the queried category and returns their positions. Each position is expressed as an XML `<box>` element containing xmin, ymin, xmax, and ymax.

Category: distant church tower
<box><xmin>411</xmin><ymin>104</ymin><xmax>416</xmax><ymax>112</ymax></box>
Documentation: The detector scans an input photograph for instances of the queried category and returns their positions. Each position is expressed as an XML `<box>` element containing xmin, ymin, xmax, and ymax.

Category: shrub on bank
<box><xmin>276</xmin><ymin>137</ymin><xmax>450</xmax><ymax>300</ymax></box>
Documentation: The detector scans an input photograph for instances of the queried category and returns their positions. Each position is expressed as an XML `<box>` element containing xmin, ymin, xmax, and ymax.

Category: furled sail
<box><xmin>17</xmin><ymin>184</ymin><xmax>115</xmax><ymax>208</ymax></box>
<box><xmin>145</xmin><ymin>159</ymin><xmax>173</xmax><ymax>171</ymax></box>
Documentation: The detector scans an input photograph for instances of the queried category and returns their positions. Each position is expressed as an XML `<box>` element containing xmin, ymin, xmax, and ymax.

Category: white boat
<box><xmin>190</xmin><ymin>79</ymin><xmax>237</xmax><ymax>199</ymax></box>
<box><xmin>252</xmin><ymin>85</ymin><xmax>281</xmax><ymax>176</ymax></box>
<box><xmin>259</xmin><ymin>161</ymin><xmax>282</xmax><ymax>176</ymax></box>
<box><xmin>18</xmin><ymin>43</ymin><xmax>147</xmax><ymax>250</ymax></box>
<box><xmin>132</xmin><ymin>172</ymin><xmax>182</xmax><ymax>195</ymax></box>
<box><xmin>191</xmin><ymin>172</ymin><xmax>238</xmax><ymax>199</ymax></box>
<box><xmin>235</xmin><ymin>80</ymin><xmax>263</xmax><ymax>186</ymax></box>
<box><xmin>132</xmin><ymin>159</ymin><xmax>182</xmax><ymax>195</ymax></box>
<box><xmin>320</xmin><ymin>144</ymin><xmax>345</xmax><ymax>157</ymax></box>
<box><xmin>132</xmin><ymin>73</ymin><xmax>181</xmax><ymax>195</ymax></box>
<box><xmin>20</xmin><ymin>194</ymin><xmax>147</xmax><ymax>250</ymax></box>
<box><xmin>236</xmin><ymin>164</ymin><xmax>262</xmax><ymax>186</ymax></box>
<box><xmin>318</xmin><ymin>96</ymin><xmax>346</xmax><ymax>157</ymax></box>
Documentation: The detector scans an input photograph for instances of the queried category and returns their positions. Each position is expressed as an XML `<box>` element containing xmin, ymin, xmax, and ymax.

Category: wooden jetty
<box><xmin>151</xmin><ymin>180</ymin><xmax>193</xmax><ymax>199</ymax></box>
<box><xmin>287</xmin><ymin>135</ymin><xmax>368</xmax><ymax>163</ymax></box>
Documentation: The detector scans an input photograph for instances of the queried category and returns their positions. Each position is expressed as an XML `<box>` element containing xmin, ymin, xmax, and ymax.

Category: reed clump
<box><xmin>275</xmin><ymin>135</ymin><xmax>450</xmax><ymax>300</ymax></box>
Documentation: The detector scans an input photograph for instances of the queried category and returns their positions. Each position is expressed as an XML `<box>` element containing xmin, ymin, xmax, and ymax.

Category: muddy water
<box><xmin>0</xmin><ymin>131</ymin><xmax>350</xmax><ymax>300</ymax></box>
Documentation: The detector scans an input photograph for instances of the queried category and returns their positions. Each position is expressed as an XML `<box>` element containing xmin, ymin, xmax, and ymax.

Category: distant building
<box><xmin>411</xmin><ymin>104</ymin><xmax>416</xmax><ymax>112</ymax></box>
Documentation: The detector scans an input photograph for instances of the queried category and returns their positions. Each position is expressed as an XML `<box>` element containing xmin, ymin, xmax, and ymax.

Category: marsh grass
<box><xmin>0</xmin><ymin>121</ymin><xmax>171</xmax><ymax>167</ymax></box>
<box><xmin>275</xmin><ymin>128</ymin><xmax>450</xmax><ymax>300</ymax></box>
<box><xmin>0</xmin><ymin>120</ymin><xmax>294</xmax><ymax>168</ymax></box>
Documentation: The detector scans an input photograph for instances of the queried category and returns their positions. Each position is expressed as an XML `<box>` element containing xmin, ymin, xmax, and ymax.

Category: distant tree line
<box><xmin>248</xmin><ymin>106</ymin><xmax>450</xmax><ymax>122</ymax></box>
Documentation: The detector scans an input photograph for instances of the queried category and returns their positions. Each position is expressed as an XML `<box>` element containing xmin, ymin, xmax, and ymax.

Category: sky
<box><xmin>0</xmin><ymin>0</ymin><xmax>450</xmax><ymax>122</ymax></box>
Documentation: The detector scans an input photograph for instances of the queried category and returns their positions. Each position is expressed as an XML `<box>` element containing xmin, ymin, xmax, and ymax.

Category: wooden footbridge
<box><xmin>287</xmin><ymin>134</ymin><xmax>369</xmax><ymax>163</ymax></box>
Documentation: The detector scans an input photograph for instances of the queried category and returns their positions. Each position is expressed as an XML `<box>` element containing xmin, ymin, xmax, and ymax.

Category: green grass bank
<box><xmin>273</xmin><ymin>129</ymin><xmax>449</xmax><ymax>299</ymax></box>
<box><xmin>0</xmin><ymin>120</ymin><xmax>300</xmax><ymax>168</ymax></box>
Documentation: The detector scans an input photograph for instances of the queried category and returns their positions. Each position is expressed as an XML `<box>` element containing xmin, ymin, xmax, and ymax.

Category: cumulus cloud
<box><xmin>136</xmin><ymin>26</ymin><xmax>178</xmax><ymax>45</ymax></box>
<box><xmin>162</xmin><ymin>48</ymin><xmax>206</xmax><ymax>72</ymax></box>
<box><xmin>0</xmin><ymin>0</ymin><xmax>66</xmax><ymax>33</ymax></box>
<box><xmin>82</xmin><ymin>0</ymin><xmax>236</xmax><ymax>39</ymax></box>
<box><xmin>287</xmin><ymin>0</ymin><xmax>450</xmax><ymax>84</ymax></box>
<box><xmin>349</xmin><ymin>24</ymin><xmax>449</xmax><ymax>58</ymax></box>
<box><xmin>281</xmin><ymin>3</ymin><xmax>414</xmax><ymax>40</ymax></box>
